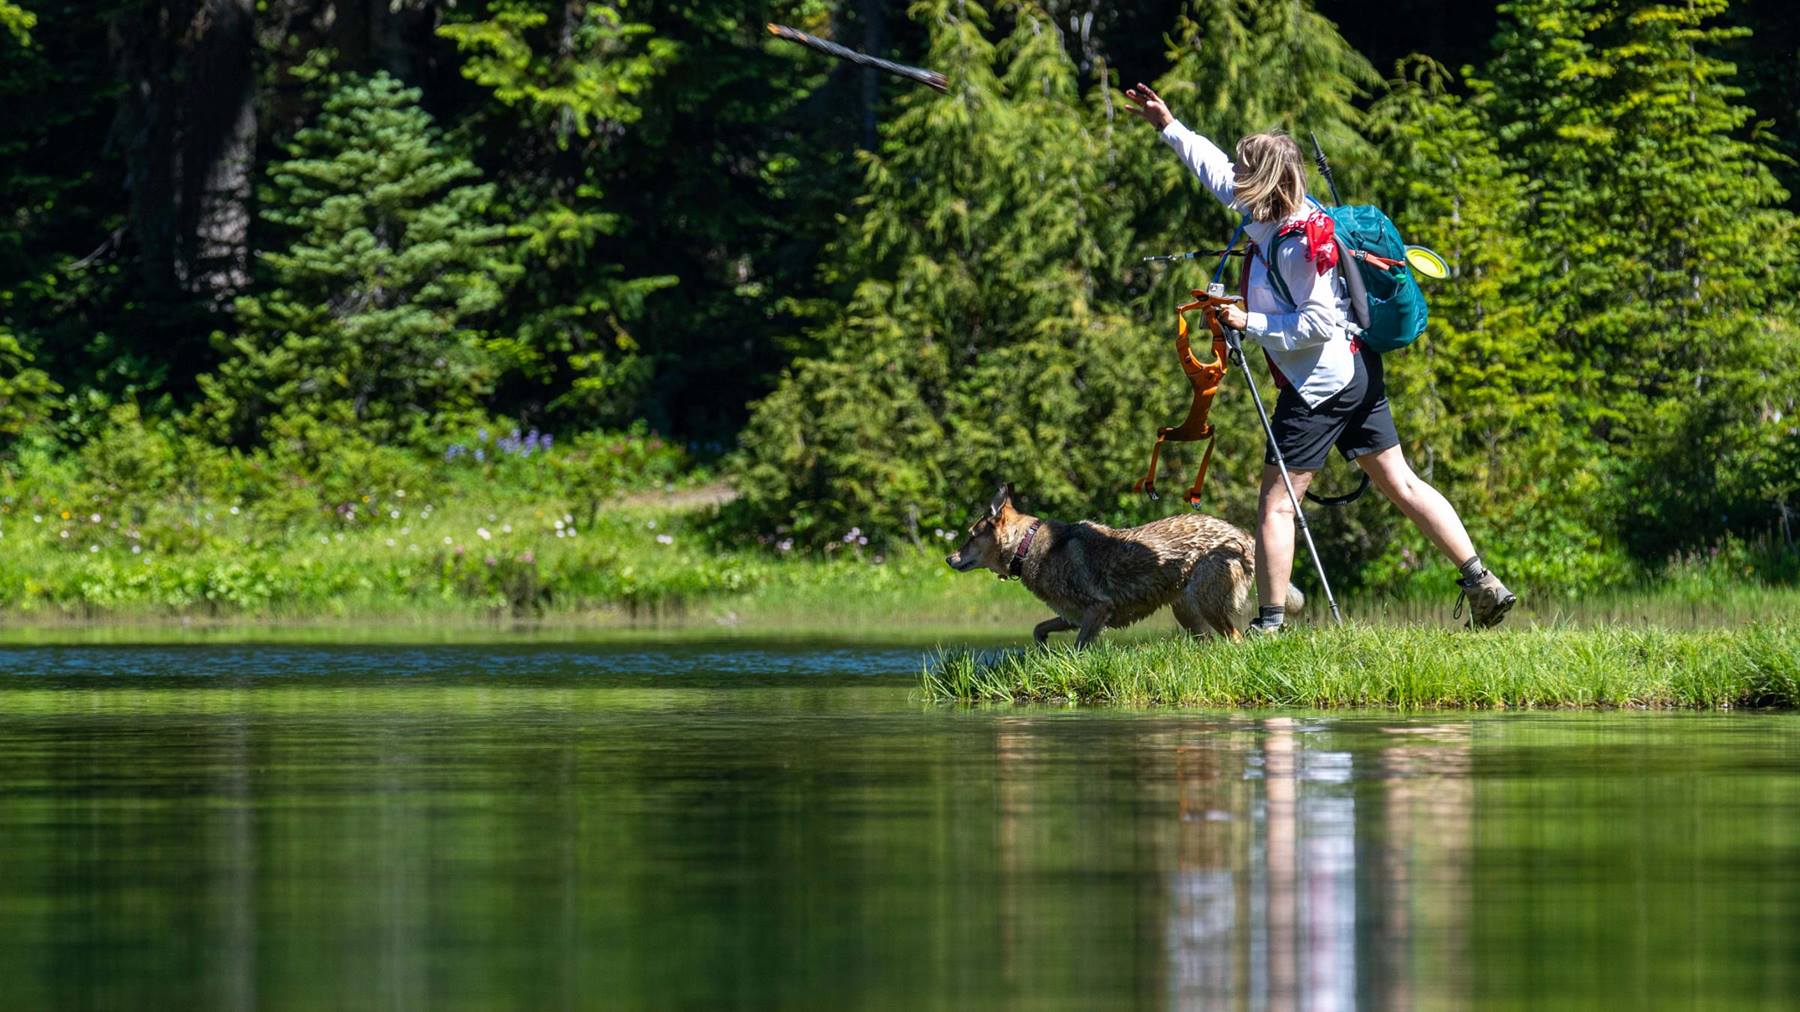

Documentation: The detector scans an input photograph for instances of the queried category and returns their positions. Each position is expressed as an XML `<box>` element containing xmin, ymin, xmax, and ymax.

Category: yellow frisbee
<box><xmin>1405</xmin><ymin>245</ymin><xmax>1449</xmax><ymax>279</ymax></box>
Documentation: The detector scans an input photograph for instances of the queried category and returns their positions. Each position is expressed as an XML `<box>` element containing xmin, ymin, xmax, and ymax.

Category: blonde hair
<box><xmin>1234</xmin><ymin>132</ymin><xmax>1306</xmax><ymax>222</ymax></box>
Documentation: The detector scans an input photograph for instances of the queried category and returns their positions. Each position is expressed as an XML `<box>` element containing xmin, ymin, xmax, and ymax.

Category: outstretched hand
<box><xmin>1123</xmin><ymin>82</ymin><xmax>1173</xmax><ymax>130</ymax></box>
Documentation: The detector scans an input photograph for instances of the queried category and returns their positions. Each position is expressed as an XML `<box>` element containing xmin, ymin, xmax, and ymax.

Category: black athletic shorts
<box><xmin>1264</xmin><ymin>346</ymin><xmax>1401</xmax><ymax>470</ymax></box>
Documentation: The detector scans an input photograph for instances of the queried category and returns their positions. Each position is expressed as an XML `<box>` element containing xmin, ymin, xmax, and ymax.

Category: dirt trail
<box><xmin>613</xmin><ymin>481</ymin><xmax>738</xmax><ymax>512</ymax></box>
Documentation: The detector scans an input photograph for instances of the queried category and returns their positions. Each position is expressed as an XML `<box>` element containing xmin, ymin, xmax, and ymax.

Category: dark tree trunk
<box><xmin>112</xmin><ymin>0</ymin><xmax>257</xmax><ymax>307</ymax></box>
<box><xmin>189</xmin><ymin>0</ymin><xmax>256</xmax><ymax>301</ymax></box>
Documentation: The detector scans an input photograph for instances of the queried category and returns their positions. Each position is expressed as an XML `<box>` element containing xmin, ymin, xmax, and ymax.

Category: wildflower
<box><xmin>656</xmin><ymin>534</ymin><xmax>673</xmax><ymax>545</ymax></box>
<box><xmin>555</xmin><ymin>529</ymin><xmax>566</xmax><ymax>539</ymax></box>
<box><xmin>474</xmin><ymin>448</ymin><xmax>485</xmax><ymax>463</ymax></box>
<box><xmin>33</xmin><ymin>515</ymin><xmax>41</xmax><ymax>523</ymax></box>
<box><xmin>89</xmin><ymin>545</ymin><xmax>99</xmax><ymax>554</ymax></box>
<box><xmin>541</xmin><ymin>434</ymin><xmax>554</xmax><ymax>450</ymax></box>
<box><xmin>857</xmin><ymin>535</ymin><xmax>868</xmax><ymax>546</ymax></box>
<box><xmin>229</xmin><ymin>506</ymin><xmax>240</xmax><ymax>515</ymax></box>
<box><xmin>443</xmin><ymin>536</ymin><xmax>454</xmax><ymax>546</ymax></box>
<box><xmin>777</xmin><ymin>539</ymin><xmax>793</xmax><ymax>552</ymax></box>
<box><xmin>385</xmin><ymin>538</ymin><xmax>396</xmax><ymax>547</ymax></box>
<box><xmin>60</xmin><ymin>511</ymin><xmax>69</xmax><ymax>520</ymax></box>
<box><xmin>477</xmin><ymin>528</ymin><xmax>492</xmax><ymax>540</ymax></box>
<box><xmin>554</xmin><ymin>518</ymin><xmax>565</xmax><ymax>530</ymax></box>
<box><xmin>131</xmin><ymin>545</ymin><xmax>141</xmax><ymax>555</ymax></box>
<box><xmin>60</xmin><ymin>530</ymin><xmax>69</xmax><ymax>539</ymax></box>
<box><xmin>501</xmin><ymin>523</ymin><xmax>512</xmax><ymax>534</ymax></box>
<box><xmin>645</xmin><ymin>520</ymin><xmax>655</xmax><ymax>530</ymax></box>
<box><xmin>484</xmin><ymin>555</ymin><xmax>498</xmax><ymax>567</ymax></box>
<box><xmin>519</xmin><ymin>551</ymin><xmax>535</xmax><ymax>564</ymax></box>
<box><xmin>89</xmin><ymin>513</ymin><xmax>101</xmax><ymax>523</ymax></box>
<box><xmin>400</xmin><ymin>527</ymin><xmax>410</xmax><ymax>535</ymax></box>
<box><xmin>396</xmin><ymin>489</ymin><xmax>406</xmax><ymax>498</ymax></box>
<box><xmin>563</xmin><ymin>513</ymin><xmax>573</xmax><ymax>524</ymax></box>
<box><xmin>390</xmin><ymin>510</ymin><xmax>401</xmax><ymax>520</ymax></box>
<box><xmin>477</xmin><ymin>428</ymin><xmax>489</xmax><ymax>442</ymax></box>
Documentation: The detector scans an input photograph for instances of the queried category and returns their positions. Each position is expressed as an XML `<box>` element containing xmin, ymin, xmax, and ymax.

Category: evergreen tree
<box><xmin>736</xmin><ymin>1</ymin><xmax>1151</xmax><ymax>544</ymax></box>
<box><xmin>197</xmin><ymin>72</ymin><xmax>519</xmax><ymax>446</ymax></box>
<box><xmin>1363</xmin><ymin>57</ymin><xmax>1615</xmax><ymax>588</ymax></box>
<box><xmin>1480</xmin><ymin>0</ymin><xmax>1799</xmax><ymax>557</ymax></box>
<box><xmin>1595</xmin><ymin>0</ymin><xmax>1798</xmax><ymax>555</ymax></box>
<box><xmin>438</xmin><ymin>0</ymin><xmax>678</xmax><ymax>425</ymax></box>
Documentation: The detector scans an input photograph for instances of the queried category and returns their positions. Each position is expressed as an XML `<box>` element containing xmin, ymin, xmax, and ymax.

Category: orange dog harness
<box><xmin>1132</xmin><ymin>288</ymin><xmax>1236</xmax><ymax>504</ymax></box>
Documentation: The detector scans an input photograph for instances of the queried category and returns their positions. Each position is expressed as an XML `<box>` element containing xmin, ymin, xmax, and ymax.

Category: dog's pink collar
<box><xmin>1008</xmin><ymin>520</ymin><xmax>1043</xmax><ymax>579</ymax></box>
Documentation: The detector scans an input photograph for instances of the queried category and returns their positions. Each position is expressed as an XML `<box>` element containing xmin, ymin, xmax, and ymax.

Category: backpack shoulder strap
<box><xmin>1249</xmin><ymin>235</ymin><xmax>1300</xmax><ymax>311</ymax></box>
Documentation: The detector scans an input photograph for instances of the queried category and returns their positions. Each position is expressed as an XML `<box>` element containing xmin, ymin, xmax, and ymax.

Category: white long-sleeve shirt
<box><xmin>1160</xmin><ymin>120</ymin><xmax>1357</xmax><ymax>407</ymax></box>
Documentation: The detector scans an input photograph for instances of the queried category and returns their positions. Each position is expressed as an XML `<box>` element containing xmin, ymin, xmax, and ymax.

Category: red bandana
<box><xmin>1277</xmin><ymin>211</ymin><xmax>1339</xmax><ymax>276</ymax></box>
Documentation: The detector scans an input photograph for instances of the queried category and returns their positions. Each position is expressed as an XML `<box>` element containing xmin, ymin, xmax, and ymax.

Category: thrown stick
<box><xmin>766</xmin><ymin>23</ymin><xmax>948</xmax><ymax>93</ymax></box>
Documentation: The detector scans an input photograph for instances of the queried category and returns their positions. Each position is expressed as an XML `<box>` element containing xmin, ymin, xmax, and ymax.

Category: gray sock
<box><xmin>1458</xmin><ymin>555</ymin><xmax>1486</xmax><ymax>584</ymax></box>
<box><xmin>1253</xmin><ymin>605</ymin><xmax>1286</xmax><ymax>629</ymax></box>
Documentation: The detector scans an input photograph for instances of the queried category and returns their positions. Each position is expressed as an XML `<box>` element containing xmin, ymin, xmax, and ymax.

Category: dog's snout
<box><xmin>944</xmin><ymin>553</ymin><xmax>957</xmax><ymax>569</ymax></box>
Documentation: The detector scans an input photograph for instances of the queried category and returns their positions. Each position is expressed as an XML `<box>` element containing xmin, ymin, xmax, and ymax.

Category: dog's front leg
<box><xmin>1074</xmin><ymin>604</ymin><xmax>1113</xmax><ymax>649</ymax></box>
<box><xmin>1033</xmin><ymin>616</ymin><xmax>1074</xmax><ymax>646</ymax></box>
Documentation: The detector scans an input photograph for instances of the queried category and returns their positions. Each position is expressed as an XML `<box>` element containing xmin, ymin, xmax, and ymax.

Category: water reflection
<box><xmin>0</xmin><ymin>649</ymin><xmax>1795</xmax><ymax>1009</ymax></box>
<box><xmin>1158</xmin><ymin>717</ymin><xmax>1471</xmax><ymax>1010</ymax></box>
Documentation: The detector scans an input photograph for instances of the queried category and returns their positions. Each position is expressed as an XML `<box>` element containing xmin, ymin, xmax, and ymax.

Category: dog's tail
<box><xmin>1284</xmin><ymin>584</ymin><xmax>1306</xmax><ymax>614</ymax></box>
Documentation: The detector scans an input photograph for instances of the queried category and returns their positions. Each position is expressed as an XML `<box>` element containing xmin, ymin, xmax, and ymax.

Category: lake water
<box><xmin>0</xmin><ymin>643</ymin><xmax>1795</xmax><ymax>1009</ymax></box>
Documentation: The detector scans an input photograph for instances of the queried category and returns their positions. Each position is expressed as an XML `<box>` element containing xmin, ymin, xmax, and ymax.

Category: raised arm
<box><xmin>1124</xmin><ymin>83</ymin><xmax>1238</xmax><ymax>212</ymax></box>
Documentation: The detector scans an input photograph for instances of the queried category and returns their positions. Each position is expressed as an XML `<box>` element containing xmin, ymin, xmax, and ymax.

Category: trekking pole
<box><xmin>1309</xmin><ymin>131</ymin><xmax>1343</xmax><ymax>207</ymax></box>
<box><xmin>1219</xmin><ymin>319</ymin><xmax>1346</xmax><ymax>626</ymax></box>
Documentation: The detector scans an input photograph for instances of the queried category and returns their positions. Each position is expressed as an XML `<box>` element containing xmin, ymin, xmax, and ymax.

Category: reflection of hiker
<box><xmin>1124</xmin><ymin>83</ymin><xmax>1516</xmax><ymax>629</ymax></box>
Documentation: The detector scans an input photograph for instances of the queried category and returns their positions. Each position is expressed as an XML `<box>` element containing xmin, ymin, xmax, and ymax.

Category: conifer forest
<box><xmin>2</xmin><ymin>0</ymin><xmax>1797</xmax><ymax>614</ymax></box>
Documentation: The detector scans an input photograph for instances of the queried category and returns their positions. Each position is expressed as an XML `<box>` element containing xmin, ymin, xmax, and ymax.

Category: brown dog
<box><xmin>946</xmin><ymin>483</ymin><xmax>1303</xmax><ymax>647</ymax></box>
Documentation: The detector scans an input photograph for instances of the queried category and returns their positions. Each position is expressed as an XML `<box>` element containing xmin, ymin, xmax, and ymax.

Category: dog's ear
<box><xmin>989</xmin><ymin>482</ymin><xmax>1013</xmax><ymax>518</ymax></box>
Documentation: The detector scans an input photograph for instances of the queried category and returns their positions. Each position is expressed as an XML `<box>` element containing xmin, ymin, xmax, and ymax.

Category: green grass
<box><xmin>923</xmin><ymin>624</ymin><xmax>1800</xmax><ymax>710</ymax></box>
<box><xmin>2</xmin><ymin>466</ymin><xmax>1797</xmax><ymax>644</ymax></box>
<box><xmin>0</xmin><ymin>487</ymin><xmax>1047</xmax><ymax>637</ymax></box>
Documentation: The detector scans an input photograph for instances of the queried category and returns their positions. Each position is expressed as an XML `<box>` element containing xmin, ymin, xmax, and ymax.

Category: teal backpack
<box><xmin>1261</xmin><ymin>201</ymin><xmax>1429</xmax><ymax>354</ymax></box>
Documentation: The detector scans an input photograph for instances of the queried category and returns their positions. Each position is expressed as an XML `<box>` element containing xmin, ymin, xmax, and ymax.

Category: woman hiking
<box><xmin>1123</xmin><ymin>82</ymin><xmax>1516</xmax><ymax>630</ymax></box>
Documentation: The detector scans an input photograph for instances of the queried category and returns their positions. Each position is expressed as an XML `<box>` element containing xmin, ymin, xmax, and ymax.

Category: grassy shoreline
<box><xmin>1</xmin><ymin>560</ymin><xmax>1798</xmax><ymax>645</ymax></box>
<box><xmin>923</xmin><ymin>625</ymin><xmax>1800</xmax><ymax>710</ymax></box>
<box><xmin>3</xmin><ymin>482</ymin><xmax>1798</xmax><ymax>645</ymax></box>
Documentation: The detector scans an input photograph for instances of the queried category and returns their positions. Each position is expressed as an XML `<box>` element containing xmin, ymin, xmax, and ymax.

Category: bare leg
<box><xmin>1074</xmin><ymin>603</ymin><xmax>1113</xmax><ymax>648</ymax></box>
<box><xmin>1033</xmin><ymin>616</ymin><xmax>1074</xmax><ymax>646</ymax></box>
<box><xmin>1256</xmin><ymin>464</ymin><xmax>1316</xmax><ymax>610</ymax></box>
<box><xmin>1354</xmin><ymin>445</ymin><xmax>1477</xmax><ymax>563</ymax></box>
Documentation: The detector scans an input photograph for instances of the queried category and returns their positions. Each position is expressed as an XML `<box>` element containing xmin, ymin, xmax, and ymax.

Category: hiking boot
<box><xmin>1245</xmin><ymin>620</ymin><xmax>1286</xmax><ymax>638</ymax></box>
<box><xmin>1454</xmin><ymin>569</ymin><xmax>1517</xmax><ymax>629</ymax></box>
